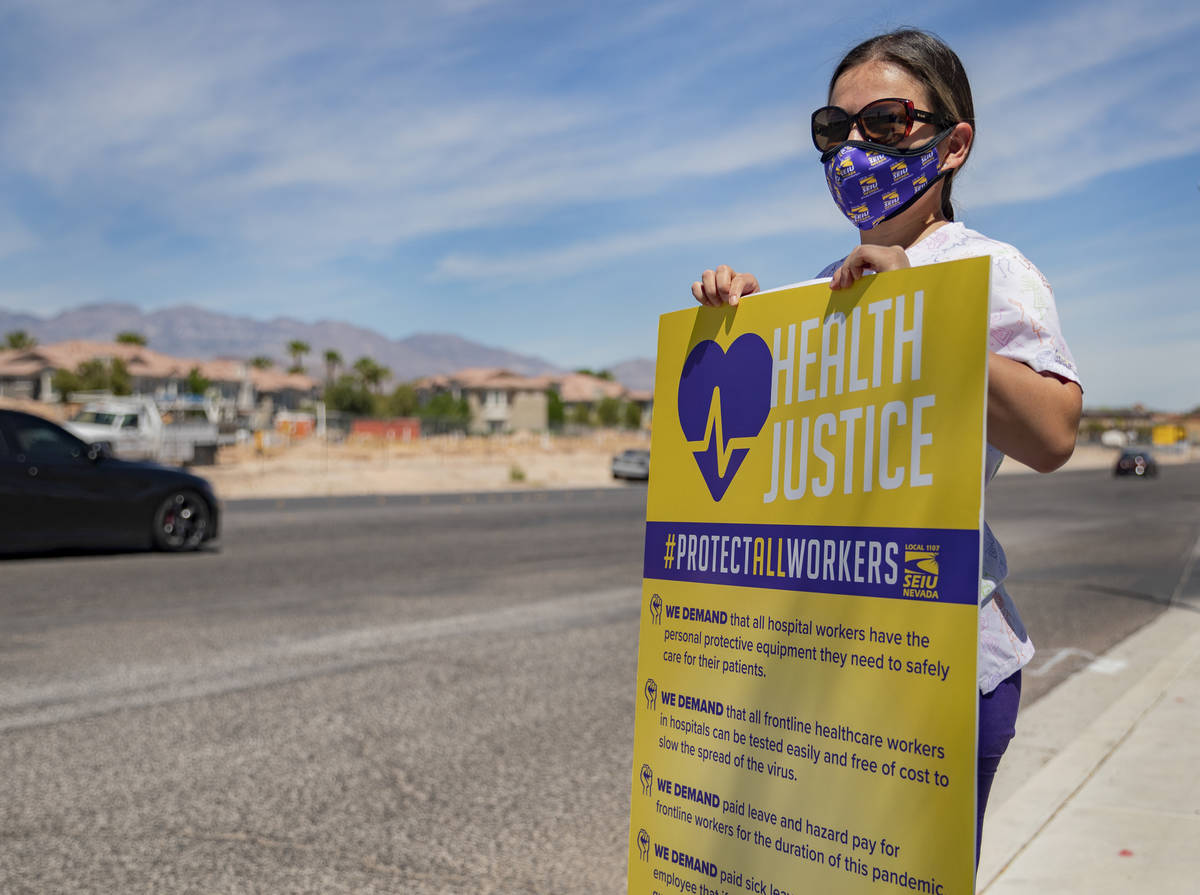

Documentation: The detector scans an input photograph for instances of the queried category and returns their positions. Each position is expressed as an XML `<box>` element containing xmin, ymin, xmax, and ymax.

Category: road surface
<box><xmin>2</xmin><ymin>466</ymin><xmax>1197</xmax><ymax>892</ymax></box>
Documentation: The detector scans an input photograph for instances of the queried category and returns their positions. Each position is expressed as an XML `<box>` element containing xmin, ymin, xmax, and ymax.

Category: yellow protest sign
<box><xmin>628</xmin><ymin>258</ymin><xmax>990</xmax><ymax>895</ymax></box>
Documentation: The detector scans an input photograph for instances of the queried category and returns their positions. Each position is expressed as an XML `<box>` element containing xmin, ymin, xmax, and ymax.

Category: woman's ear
<box><xmin>939</xmin><ymin>121</ymin><xmax>974</xmax><ymax>173</ymax></box>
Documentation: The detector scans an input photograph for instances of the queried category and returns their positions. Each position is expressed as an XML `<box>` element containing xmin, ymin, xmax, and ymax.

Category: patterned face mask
<box><xmin>822</xmin><ymin>131</ymin><xmax>951</xmax><ymax>230</ymax></box>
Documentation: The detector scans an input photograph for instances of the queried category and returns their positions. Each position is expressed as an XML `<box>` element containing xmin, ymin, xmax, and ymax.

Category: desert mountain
<box><xmin>0</xmin><ymin>303</ymin><xmax>572</xmax><ymax>382</ymax></box>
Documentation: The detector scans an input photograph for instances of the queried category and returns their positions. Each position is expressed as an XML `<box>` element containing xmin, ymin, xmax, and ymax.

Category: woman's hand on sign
<box><xmin>692</xmin><ymin>265</ymin><xmax>759</xmax><ymax>307</ymax></box>
<box><xmin>830</xmin><ymin>245</ymin><xmax>910</xmax><ymax>290</ymax></box>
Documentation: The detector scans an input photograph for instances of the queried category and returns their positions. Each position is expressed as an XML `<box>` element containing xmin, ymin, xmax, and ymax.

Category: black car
<box><xmin>0</xmin><ymin>409</ymin><xmax>219</xmax><ymax>553</ymax></box>
<box><xmin>1113</xmin><ymin>448</ymin><xmax>1158</xmax><ymax>478</ymax></box>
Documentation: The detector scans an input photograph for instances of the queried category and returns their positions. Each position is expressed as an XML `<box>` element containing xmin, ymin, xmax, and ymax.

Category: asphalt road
<box><xmin>1</xmin><ymin>465</ymin><xmax>1198</xmax><ymax>893</ymax></box>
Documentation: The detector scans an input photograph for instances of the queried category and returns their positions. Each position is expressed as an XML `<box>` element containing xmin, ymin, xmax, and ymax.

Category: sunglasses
<box><xmin>811</xmin><ymin>98</ymin><xmax>952</xmax><ymax>153</ymax></box>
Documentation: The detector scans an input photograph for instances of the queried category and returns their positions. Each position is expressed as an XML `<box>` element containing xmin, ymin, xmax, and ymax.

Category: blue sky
<box><xmin>1</xmin><ymin>0</ymin><xmax>1198</xmax><ymax>409</ymax></box>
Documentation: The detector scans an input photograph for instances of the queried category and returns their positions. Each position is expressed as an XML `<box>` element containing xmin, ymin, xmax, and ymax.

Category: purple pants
<box><xmin>977</xmin><ymin>670</ymin><xmax>1022</xmax><ymax>864</ymax></box>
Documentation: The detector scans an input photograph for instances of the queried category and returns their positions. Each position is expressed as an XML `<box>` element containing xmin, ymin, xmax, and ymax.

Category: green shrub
<box><xmin>622</xmin><ymin>402</ymin><xmax>643</xmax><ymax>429</ymax></box>
<box><xmin>596</xmin><ymin>396</ymin><xmax>621</xmax><ymax>427</ymax></box>
<box><xmin>325</xmin><ymin>374</ymin><xmax>376</xmax><ymax>415</ymax></box>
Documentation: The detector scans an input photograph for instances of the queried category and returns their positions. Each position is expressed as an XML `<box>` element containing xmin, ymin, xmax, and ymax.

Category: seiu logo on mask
<box><xmin>821</xmin><ymin>139</ymin><xmax>943</xmax><ymax>231</ymax></box>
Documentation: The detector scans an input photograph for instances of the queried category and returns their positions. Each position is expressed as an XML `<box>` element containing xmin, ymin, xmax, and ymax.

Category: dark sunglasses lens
<box><xmin>858</xmin><ymin>100</ymin><xmax>910</xmax><ymax>145</ymax></box>
<box><xmin>812</xmin><ymin>108</ymin><xmax>851</xmax><ymax>150</ymax></box>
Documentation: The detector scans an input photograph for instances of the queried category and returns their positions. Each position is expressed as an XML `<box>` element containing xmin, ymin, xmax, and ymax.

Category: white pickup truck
<box><xmin>63</xmin><ymin>396</ymin><xmax>220</xmax><ymax>465</ymax></box>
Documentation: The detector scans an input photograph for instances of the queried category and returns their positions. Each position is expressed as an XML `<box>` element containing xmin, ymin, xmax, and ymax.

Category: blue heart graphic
<box><xmin>677</xmin><ymin>335</ymin><xmax>773</xmax><ymax>501</ymax></box>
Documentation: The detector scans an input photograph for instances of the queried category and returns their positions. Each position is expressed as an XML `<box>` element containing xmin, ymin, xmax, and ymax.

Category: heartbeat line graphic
<box><xmin>684</xmin><ymin>387</ymin><xmax>757</xmax><ymax>476</ymax></box>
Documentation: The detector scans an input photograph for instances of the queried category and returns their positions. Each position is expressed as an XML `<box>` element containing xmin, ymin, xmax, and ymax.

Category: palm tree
<box><xmin>323</xmin><ymin>349</ymin><xmax>343</xmax><ymax>385</ymax></box>
<box><xmin>286</xmin><ymin>340</ymin><xmax>311</xmax><ymax>374</ymax></box>
<box><xmin>4</xmin><ymin>330</ymin><xmax>37</xmax><ymax>349</ymax></box>
<box><xmin>352</xmin><ymin>356</ymin><xmax>390</xmax><ymax>394</ymax></box>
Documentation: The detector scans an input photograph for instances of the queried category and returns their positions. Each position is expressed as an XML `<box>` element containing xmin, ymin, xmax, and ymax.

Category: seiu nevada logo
<box><xmin>825</xmin><ymin>169</ymin><xmax>844</xmax><ymax>201</ymax></box>
<box><xmin>865</xmin><ymin>151</ymin><xmax>888</xmax><ymax>168</ymax></box>
<box><xmin>889</xmin><ymin>160</ymin><xmax>910</xmax><ymax>181</ymax></box>
<box><xmin>836</xmin><ymin>156</ymin><xmax>857</xmax><ymax>180</ymax></box>
<box><xmin>850</xmin><ymin>204</ymin><xmax>871</xmax><ymax>222</ymax></box>
<box><xmin>920</xmin><ymin>149</ymin><xmax>936</xmax><ymax>167</ymax></box>
<box><xmin>677</xmin><ymin>336</ymin><xmax>773</xmax><ymax>501</ymax></box>
<box><xmin>912</xmin><ymin>175</ymin><xmax>928</xmax><ymax>191</ymax></box>
<box><xmin>859</xmin><ymin>174</ymin><xmax>879</xmax><ymax>196</ymax></box>
<box><xmin>881</xmin><ymin>190</ymin><xmax>901</xmax><ymax>210</ymax></box>
<box><xmin>903</xmin><ymin>547</ymin><xmax>939</xmax><ymax>599</ymax></box>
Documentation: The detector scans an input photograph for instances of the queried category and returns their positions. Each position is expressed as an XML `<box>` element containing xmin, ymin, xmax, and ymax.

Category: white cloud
<box><xmin>1</xmin><ymin>0</ymin><xmax>1197</xmax><ymax>410</ymax></box>
<box><xmin>0</xmin><ymin>1</ymin><xmax>818</xmax><ymax>264</ymax></box>
<box><xmin>434</xmin><ymin>187</ymin><xmax>844</xmax><ymax>280</ymax></box>
<box><xmin>953</xmin><ymin>0</ymin><xmax>1200</xmax><ymax>207</ymax></box>
<box><xmin>32</xmin><ymin>0</ymin><xmax>1198</xmax><ymax>265</ymax></box>
<box><xmin>0</xmin><ymin>213</ymin><xmax>38</xmax><ymax>259</ymax></box>
<box><xmin>963</xmin><ymin>0</ymin><xmax>1200</xmax><ymax>105</ymax></box>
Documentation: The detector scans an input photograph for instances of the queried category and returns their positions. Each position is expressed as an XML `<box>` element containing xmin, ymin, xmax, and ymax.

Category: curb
<box><xmin>977</xmin><ymin>605</ymin><xmax>1200</xmax><ymax>891</ymax></box>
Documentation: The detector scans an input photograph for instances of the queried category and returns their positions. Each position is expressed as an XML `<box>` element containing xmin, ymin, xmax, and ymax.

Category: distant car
<box><xmin>612</xmin><ymin>448</ymin><xmax>650</xmax><ymax>481</ymax></box>
<box><xmin>0</xmin><ymin>409</ymin><xmax>219</xmax><ymax>554</ymax></box>
<box><xmin>1113</xmin><ymin>448</ymin><xmax>1158</xmax><ymax>478</ymax></box>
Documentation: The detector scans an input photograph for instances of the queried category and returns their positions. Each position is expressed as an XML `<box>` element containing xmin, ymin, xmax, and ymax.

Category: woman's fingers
<box><xmin>715</xmin><ymin>265</ymin><xmax>733</xmax><ymax>300</ymax></box>
<box><xmin>831</xmin><ymin>245</ymin><xmax>910</xmax><ymax>290</ymax></box>
<box><xmin>693</xmin><ymin>270</ymin><xmax>718</xmax><ymax>306</ymax></box>
<box><xmin>692</xmin><ymin>266</ymin><xmax>760</xmax><ymax>306</ymax></box>
<box><xmin>837</xmin><ymin>248</ymin><xmax>871</xmax><ymax>289</ymax></box>
<box><xmin>728</xmin><ymin>272</ymin><xmax>759</xmax><ymax>306</ymax></box>
<box><xmin>701</xmin><ymin>268</ymin><xmax>719</xmax><ymax>305</ymax></box>
<box><xmin>695</xmin><ymin>244</ymin><xmax>908</xmax><ymax>301</ymax></box>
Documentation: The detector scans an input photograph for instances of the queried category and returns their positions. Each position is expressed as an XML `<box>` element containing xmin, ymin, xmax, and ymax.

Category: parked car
<box><xmin>1113</xmin><ymin>448</ymin><xmax>1158</xmax><ymax>478</ymax></box>
<box><xmin>0</xmin><ymin>409</ymin><xmax>219</xmax><ymax>553</ymax></box>
<box><xmin>63</xmin><ymin>395</ymin><xmax>220</xmax><ymax>466</ymax></box>
<box><xmin>612</xmin><ymin>448</ymin><xmax>650</xmax><ymax>481</ymax></box>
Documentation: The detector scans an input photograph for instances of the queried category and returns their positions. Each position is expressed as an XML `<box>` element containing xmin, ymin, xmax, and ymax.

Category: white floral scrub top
<box><xmin>820</xmin><ymin>222</ymin><xmax>1082</xmax><ymax>693</ymax></box>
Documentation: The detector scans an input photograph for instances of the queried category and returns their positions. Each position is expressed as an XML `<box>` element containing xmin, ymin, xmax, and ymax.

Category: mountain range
<box><xmin>0</xmin><ymin>303</ymin><xmax>657</xmax><ymax>392</ymax></box>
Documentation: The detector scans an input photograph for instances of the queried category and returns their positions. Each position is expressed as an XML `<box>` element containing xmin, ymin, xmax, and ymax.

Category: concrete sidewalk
<box><xmin>977</xmin><ymin>544</ymin><xmax>1200</xmax><ymax>893</ymax></box>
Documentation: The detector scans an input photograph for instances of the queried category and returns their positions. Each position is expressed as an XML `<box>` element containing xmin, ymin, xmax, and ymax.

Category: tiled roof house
<box><xmin>0</xmin><ymin>341</ymin><xmax>318</xmax><ymax>410</ymax></box>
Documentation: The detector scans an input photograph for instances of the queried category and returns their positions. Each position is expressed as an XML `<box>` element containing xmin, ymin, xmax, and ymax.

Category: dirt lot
<box><xmin>203</xmin><ymin>431</ymin><xmax>654</xmax><ymax>499</ymax></box>
<box><xmin>4</xmin><ymin>397</ymin><xmax>1190</xmax><ymax>500</ymax></box>
<box><xmin>201</xmin><ymin>434</ymin><xmax>1189</xmax><ymax>501</ymax></box>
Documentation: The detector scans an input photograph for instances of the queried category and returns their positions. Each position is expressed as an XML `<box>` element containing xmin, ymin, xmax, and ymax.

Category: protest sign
<box><xmin>628</xmin><ymin>258</ymin><xmax>990</xmax><ymax>895</ymax></box>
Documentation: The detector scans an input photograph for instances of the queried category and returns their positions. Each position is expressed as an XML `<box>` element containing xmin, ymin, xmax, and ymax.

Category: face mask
<box><xmin>822</xmin><ymin>131</ymin><xmax>950</xmax><ymax>231</ymax></box>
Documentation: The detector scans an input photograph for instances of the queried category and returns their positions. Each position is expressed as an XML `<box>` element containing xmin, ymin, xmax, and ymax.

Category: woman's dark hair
<box><xmin>830</xmin><ymin>29</ymin><xmax>974</xmax><ymax>221</ymax></box>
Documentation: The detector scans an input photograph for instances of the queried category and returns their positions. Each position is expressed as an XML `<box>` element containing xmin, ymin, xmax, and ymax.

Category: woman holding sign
<box><xmin>692</xmin><ymin>29</ymin><xmax>1083</xmax><ymax>859</ymax></box>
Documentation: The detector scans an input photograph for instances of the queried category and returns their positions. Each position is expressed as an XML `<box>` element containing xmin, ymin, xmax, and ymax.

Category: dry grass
<box><xmin>203</xmin><ymin>430</ymin><xmax>652</xmax><ymax>499</ymax></box>
<box><xmin>4</xmin><ymin>396</ymin><xmax>1192</xmax><ymax>500</ymax></box>
<box><xmin>204</xmin><ymin>436</ymin><xmax>1195</xmax><ymax>501</ymax></box>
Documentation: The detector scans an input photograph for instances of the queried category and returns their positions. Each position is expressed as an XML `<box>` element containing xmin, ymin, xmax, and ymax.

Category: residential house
<box><xmin>416</xmin><ymin>366</ymin><xmax>654</xmax><ymax>433</ymax></box>
<box><xmin>552</xmin><ymin>371</ymin><xmax>627</xmax><ymax>420</ymax></box>
<box><xmin>0</xmin><ymin>341</ymin><xmax>319</xmax><ymax>412</ymax></box>
<box><xmin>416</xmin><ymin>367</ymin><xmax>551</xmax><ymax>434</ymax></box>
<box><xmin>551</xmin><ymin>371</ymin><xmax>656</xmax><ymax>427</ymax></box>
<box><xmin>626</xmin><ymin>389</ymin><xmax>654</xmax><ymax>429</ymax></box>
